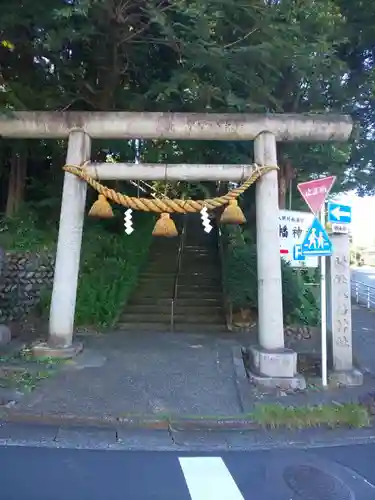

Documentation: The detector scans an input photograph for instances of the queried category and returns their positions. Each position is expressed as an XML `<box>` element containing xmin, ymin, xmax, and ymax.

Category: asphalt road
<box><xmin>2</xmin><ymin>442</ymin><xmax>375</xmax><ymax>499</ymax></box>
<box><xmin>351</xmin><ymin>266</ymin><xmax>375</xmax><ymax>287</ymax></box>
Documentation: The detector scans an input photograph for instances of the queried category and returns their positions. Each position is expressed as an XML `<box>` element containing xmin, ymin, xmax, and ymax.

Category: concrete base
<box><xmin>329</xmin><ymin>368</ymin><xmax>364</xmax><ymax>387</ymax></box>
<box><xmin>248</xmin><ymin>370</ymin><xmax>306</xmax><ymax>390</ymax></box>
<box><xmin>247</xmin><ymin>345</ymin><xmax>306</xmax><ymax>390</ymax></box>
<box><xmin>249</xmin><ymin>345</ymin><xmax>297</xmax><ymax>378</ymax></box>
<box><xmin>31</xmin><ymin>341</ymin><xmax>83</xmax><ymax>359</ymax></box>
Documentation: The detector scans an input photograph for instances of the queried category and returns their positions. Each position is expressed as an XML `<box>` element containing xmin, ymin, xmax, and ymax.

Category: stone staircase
<box><xmin>117</xmin><ymin>214</ymin><xmax>226</xmax><ymax>333</ymax></box>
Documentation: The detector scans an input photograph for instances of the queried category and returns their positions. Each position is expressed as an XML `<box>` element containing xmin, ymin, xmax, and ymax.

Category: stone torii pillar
<box><xmin>249</xmin><ymin>132</ymin><xmax>305</xmax><ymax>388</ymax></box>
<box><xmin>36</xmin><ymin>130</ymin><xmax>91</xmax><ymax>357</ymax></box>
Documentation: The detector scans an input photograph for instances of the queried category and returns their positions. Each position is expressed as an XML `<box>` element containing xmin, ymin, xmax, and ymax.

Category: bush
<box><xmin>74</xmin><ymin>212</ymin><xmax>154</xmax><ymax>326</ymax></box>
<box><xmin>221</xmin><ymin>225</ymin><xmax>319</xmax><ymax>325</ymax></box>
<box><xmin>0</xmin><ymin>209</ymin><xmax>57</xmax><ymax>252</ymax></box>
<box><xmin>1</xmin><ymin>208</ymin><xmax>155</xmax><ymax>328</ymax></box>
<box><xmin>221</xmin><ymin>226</ymin><xmax>257</xmax><ymax>309</ymax></box>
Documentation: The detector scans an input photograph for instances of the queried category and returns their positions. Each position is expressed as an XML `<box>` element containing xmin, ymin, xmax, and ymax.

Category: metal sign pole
<box><xmin>320</xmin><ymin>207</ymin><xmax>328</xmax><ymax>387</ymax></box>
<box><xmin>297</xmin><ymin>176</ymin><xmax>336</xmax><ymax>388</ymax></box>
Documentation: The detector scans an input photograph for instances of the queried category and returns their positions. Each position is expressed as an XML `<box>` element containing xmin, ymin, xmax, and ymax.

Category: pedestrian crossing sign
<box><xmin>301</xmin><ymin>217</ymin><xmax>333</xmax><ymax>256</ymax></box>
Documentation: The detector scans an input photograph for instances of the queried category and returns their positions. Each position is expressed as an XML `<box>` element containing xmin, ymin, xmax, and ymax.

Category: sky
<box><xmin>332</xmin><ymin>192</ymin><xmax>375</xmax><ymax>248</ymax></box>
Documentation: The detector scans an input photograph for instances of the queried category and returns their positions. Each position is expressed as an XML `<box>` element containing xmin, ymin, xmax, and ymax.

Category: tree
<box><xmin>1</xmin><ymin>0</ymin><xmax>375</xmax><ymax>218</ymax></box>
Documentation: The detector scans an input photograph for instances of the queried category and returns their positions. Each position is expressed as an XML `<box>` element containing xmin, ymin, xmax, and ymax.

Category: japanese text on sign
<box><xmin>279</xmin><ymin>213</ymin><xmax>305</xmax><ymax>240</ymax></box>
<box><xmin>278</xmin><ymin>209</ymin><xmax>318</xmax><ymax>268</ymax></box>
<box><xmin>333</xmin><ymin>253</ymin><xmax>351</xmax><ymax>351</ymax></box>
<box><xmin>304</xmin><ymin>186</ymin><xmax>328</xmax><ymax>198</ymax></box>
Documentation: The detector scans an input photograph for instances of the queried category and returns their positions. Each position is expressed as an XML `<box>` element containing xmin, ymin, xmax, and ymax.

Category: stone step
<box><xmin>138</xmin><ymin>274</ymin><xmax>219</xmax><ymax>281</ymax></box>
<box><xmin>179</xmin><ymin>266</ymin><xmax>218</xmax><ymax>272</ymax></box>
<box><xmin>128</xmin><ymin>297</ymin><xmax>222</xmax><ymax>306</ymax></box>
<box><xmin>145</xmin><ymin>264</ymin><xmax>217</xmax><ymax>271</ymax></box>
<box><xmin>176</xmin><ymin>288</ymin><xmax>221</xmax><ymax>295</ymax></box>
<box><xmin>134</xmin><ymin>284</ymin><xmax>220</xmax><ymax>293</ymax></box>
<box><xmin>182</xmin><ymin>257</ymin><xmax>218</xmax><ymax>261</ymax></box>
<box><xmin>182</xmin><ymin>262</ymin><xmax>217</xmax><ymax>268</ymax></box>
<box><xmin>123</xmin><ymin>304</ymin><xmax>172</xmax><ymax>314</ymax></box>
<box><xmin>182</xmin><ymin>251</ymin><xmax>212</xmax><ymax>256</ymax></box>
<box><xmin>138</xmin><ymin>274</ymin><xmax>220</xmax><ymax>283</ymax></box>
<box><xmin>141</xmin><ymin>270</ymin><xmax>218</xmax><ymax>276</ymax></box>
<box><xmin>119</xmin><ymin>313</ymin><xmax>224</xmax><ymax>323</ymax></box>
<box><xmin>147</xmin><ymin>256</ymin><xmax>217</xmax><ymax>263</ymax></box>
<box><xmin>176</xmin><ymin>290</ymin><xmax>222</xmax><ymax>298</ymax></box>
<box><xmin>172</xmin><ymin>324</ymin><xmax>226</xmax><ymax>333</ymax></box>
<box><xmin>137</xmin><ymin>281</ymin><xmax>221</xmax><ymax>290</ymax></box>
<box><xmin>177</xmin><ymin>283</ymin><xmax>221</xmax><ymax>289</ymax></box>
<box><xmin>174</xmin><ymin>306</ymin><xmax>223</xmax><ymax>314</ymax></box>
<box><xmin>117</xmin><ymin>322</ymin><xmax>226</xmax><ymax>332</ymax></box>
<box><xmin>136</xmin><ymin>285</ymin><xmax>220</xmax><ymax>293</ymax></box>
<box><xmin>185</xmin><ymin>257</ymin><xmax>217</xmax><ymax>263</ymax></box>
<box><xmin>124</xmin><ymin>304</ymin><xmax>223</xmax><ymax>315</ymax></box>
<box><xmin>137</xmin><ymin>279</ymin><xmax>174</xmax><ymax>287</ymax></box>
<box><xmin>143</xmin><ymin>268</ymin><xmax>178</xmax><ymax>275</ymax></box>
<box><xmin>131</xmin><ymin>290</ymin><xmax>172</xmax><ymax>299</ymax></box>
<box><xmin>145</xmin><ymin>265</ymin><xmax>218</xmax><ymax>273</ymax></box>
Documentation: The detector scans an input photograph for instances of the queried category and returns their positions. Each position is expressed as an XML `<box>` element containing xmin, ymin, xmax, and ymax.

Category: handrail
<box><xmin>351</xmin><ymin>279</ymin><xmax>375</xmax><ymax>310</ymax></box>
<box><xmin>170</xmin><ymin>215</ymin><xmax>187</xmax><ymax>332</ymax></box>
<box><xmin>351</xmin><ymin>279</ymin><xmax>375</xmax><ymax>292</ymax></box>
<box><xmin>217</xmin><ymin>224</ymin><xmax>232</xmax><ymax>328</ymax></box>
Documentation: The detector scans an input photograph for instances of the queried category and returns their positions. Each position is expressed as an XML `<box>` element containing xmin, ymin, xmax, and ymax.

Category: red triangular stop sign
<box><xmin>297</xmin><ymin>176</ymin><xmax>336</xmax><ymax>214</ymax></box>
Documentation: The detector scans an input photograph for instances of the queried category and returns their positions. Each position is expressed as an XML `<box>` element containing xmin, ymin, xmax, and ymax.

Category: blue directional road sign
<box><xmin>293</xmin><ymin>244</ymin><xmax>305</xmax><ymax>261</ymax></box>
<box><xmin>327</xmin><ymin>202</ymin><xmax>352</xmax><ymax>224</ymax></box>
<box><xmin>301</xmin><ymin>217</ymin><xmax>333</xmax><ymax>256</ymax></box>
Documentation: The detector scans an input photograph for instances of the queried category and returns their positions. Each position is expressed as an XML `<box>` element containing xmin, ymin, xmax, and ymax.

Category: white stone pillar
<box><xmin>254</xmin><ymin>132</ymin><xmax>284</xmax><ymax>350</ymax></box>
<box><xmin>48</xmin><ymin>130</ymin><xmax>91</xmax><ymax>350</ymax></box>
<box><xmin>328</xmin><ymin>233</ymin><xmax>363</xmax><ymax>386</ymax></box>
<box><xmin>249</xmin><ymin>132</ymin><xmax>305</xmax><ymax>389</ymax></box>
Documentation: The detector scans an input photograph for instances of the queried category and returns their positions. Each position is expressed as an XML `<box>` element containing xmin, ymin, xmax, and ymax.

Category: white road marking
<box><xmin>179</xmin><ymin>457</ymin><xmax>245</xmax><ymax>500</ymax></box>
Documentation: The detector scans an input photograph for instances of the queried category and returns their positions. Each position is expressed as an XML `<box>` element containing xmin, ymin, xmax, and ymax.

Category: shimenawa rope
<box><xmin>63</xmin><ymin>163</ymin><xmax>277</xmax><ymax>214</ymax></box>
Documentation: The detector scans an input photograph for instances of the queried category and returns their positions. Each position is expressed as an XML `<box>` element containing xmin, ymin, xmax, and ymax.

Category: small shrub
<box><xmin>1</xmin><ymin>208</ymin><xmax>155</xmax><ymax>328</ymax></box>
<box><xmin>221</xmin><ymin>225</ymin><xmax>319</xmax><ymax>324</ymax></box>
<box><xmin>74</xmin><ymin>214</ymin><xmax>154</xmax><ymax>326</ymax></box>
<box><xmin>0</xmin><ymin>210</ymin><xmax>56</xmax><ymax>252</ymax></box>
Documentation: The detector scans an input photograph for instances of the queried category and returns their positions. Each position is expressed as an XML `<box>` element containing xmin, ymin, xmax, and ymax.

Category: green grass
<box><xmin>0</xmin><ymin>346</ymin><xmax>68</xmax><ymax>393</ymax></box>
<box><xmin>118</xmin><ymin>403</ymin><xmax>371</xmax><ymax>430</ymax></box>
<box><xmin>0</xmin><ymin>346</ymin><xmax>66</xmax><ymax>367</ymax></box>
<box><xmin>251</xmin><ymin>403</ymin><xmax>370</xmax><ymax>429</ymax></box>
<box><xmin>0</xmin><ymin>367</ymin><xmax>52</xmax><ymax>392</ymax></box>
<box><xmin>1</xmin><ymin>208</ymin><xmax>155</xmax><ymax>328</ymax></box>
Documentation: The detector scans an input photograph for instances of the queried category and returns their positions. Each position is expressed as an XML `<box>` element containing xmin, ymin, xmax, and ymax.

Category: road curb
<box><xmin>169</xmin><ymin>418</ymin><xmax>258</xmax><ymax>432</ymax></box>
<box><xmin>0</xmin><ymin>408</ymin><xmax>260</xmax><ymax>432</ymax></box>
<box><xmin>2</xmin><ymin>400</ymin><xmax>374</xmax><ymax>434</ymax></box>
<box><xmin>0</xmin><ymin>409</ymin><xmax>118</xmax><ymax>429</ymax></box>
<box><xmin>231</xmin><ymin>345</ymin><xmax>254</xmax><ymax>413</ymax></box>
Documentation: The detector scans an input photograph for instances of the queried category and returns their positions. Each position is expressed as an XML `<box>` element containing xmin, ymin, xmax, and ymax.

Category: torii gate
<box><xmin>0</xmin><ymin>112</ymin><xmax>353</xmax><ymax>388</ymax></box>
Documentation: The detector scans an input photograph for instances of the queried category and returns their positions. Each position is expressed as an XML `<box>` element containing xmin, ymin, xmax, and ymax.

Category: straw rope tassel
<box><xmin>88</xmin><ymin>194</ymin><xmax>114</xmax><ymax>218</ymax></box>
<box><xmin>152</xmin><ymin>213</ymin><xmax>178</xmax><ymax>237</ymax></box>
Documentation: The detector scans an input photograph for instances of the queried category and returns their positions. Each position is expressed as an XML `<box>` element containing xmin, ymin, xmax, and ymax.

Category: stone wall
<box><xmin>0</xmin><ymin>250</ymin><xmax>54</xmax><ymax>322</ymax></box>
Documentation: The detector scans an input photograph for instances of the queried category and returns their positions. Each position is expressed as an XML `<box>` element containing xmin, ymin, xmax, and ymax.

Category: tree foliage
<box><xmin>0</xmin><ymin>0</ymin><xmax>375</xmax><ymax>216</ymax></box>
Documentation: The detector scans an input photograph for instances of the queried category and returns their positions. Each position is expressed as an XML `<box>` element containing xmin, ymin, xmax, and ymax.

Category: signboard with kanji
<box><xmin>278</xmin><ymin>209</ymin><xmax>318</xmax><ymax>268</ymax></box>
<box><xmin>297</xmin><ymin>176</ymin><xmax>336</xmax><ymax>214</ymax></box>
